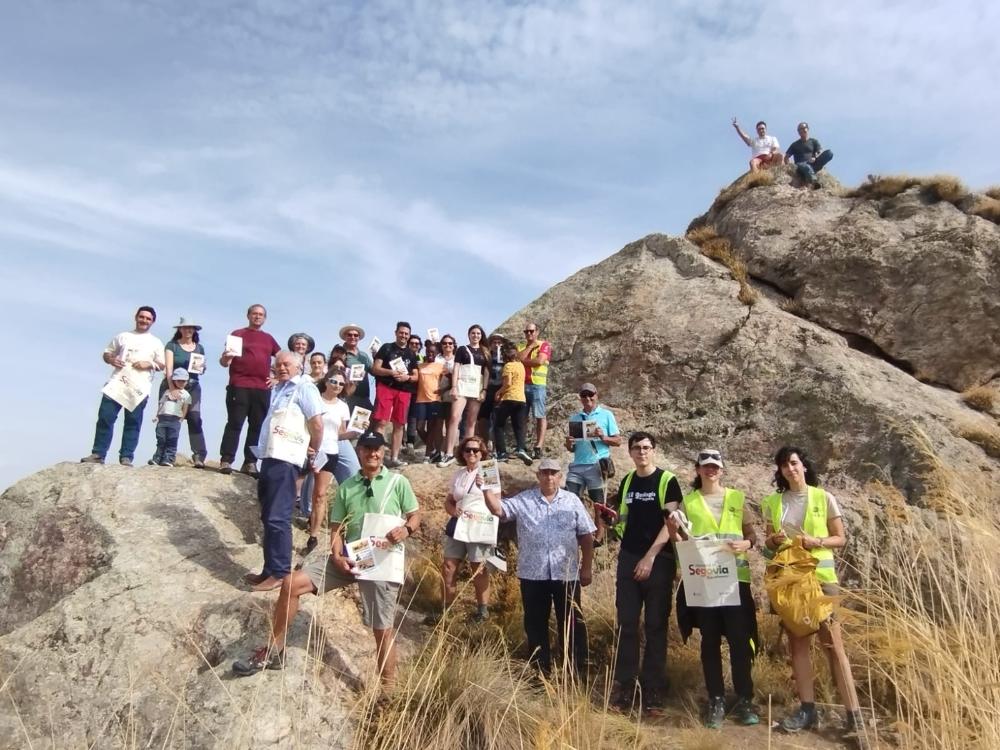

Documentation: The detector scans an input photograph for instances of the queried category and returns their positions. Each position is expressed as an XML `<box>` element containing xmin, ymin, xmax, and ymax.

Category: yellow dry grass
<box><xmin>955</xmin><ymin>421</ymin><xmax>1000</xmax><ymax>459</ymax></box>
<box><xmin>960</xmin><ymin>385</ymin><xmax>998</xmax><ymax>413</ymax></box>
<box><xmin>985</xmin><ymin>186</ymin><xmax>1000</xmax><ymax>201</ymax></box>
<box><xmin>709</xmin><ymin>170</ymin><xmax>775</xmax><ymax>214</ymax></box>
<box><xmin>847</xmin><ymin>173</ymin><xmax>969</xmax><ymax>206</ymax></box>
<box><xmin>969</xmin><ymin>196</ymin><xmax>1000</xmax><ymax>224</ymax></box>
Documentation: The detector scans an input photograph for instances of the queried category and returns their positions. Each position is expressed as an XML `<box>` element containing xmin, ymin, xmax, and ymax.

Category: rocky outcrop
<box><xmin>698</xmin><ymin>168</ymin><xmax>1000</xmax><ymax>390</ymax></box>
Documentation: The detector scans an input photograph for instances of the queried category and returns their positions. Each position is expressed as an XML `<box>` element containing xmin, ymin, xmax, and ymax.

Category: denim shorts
<box><xmin>524</xmin><ymin>384</ymin><xmax>547</xmax><ymax>418</ymax></box>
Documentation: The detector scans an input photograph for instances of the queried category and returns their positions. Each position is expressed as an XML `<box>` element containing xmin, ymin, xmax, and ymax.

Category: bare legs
<box><xmin>308</xmin><ymin>470</ymin><xmax>334</xmax><ymax>538</ymax></box>
<box><xmin>441</xmin><ymin>558</ymin><xmax>490</xmax><ymax>609</ymax></box>
<box><xmin>788</xmin><ymin>620</ymin><xmax>860</xmax><ymax>710</ymax></box>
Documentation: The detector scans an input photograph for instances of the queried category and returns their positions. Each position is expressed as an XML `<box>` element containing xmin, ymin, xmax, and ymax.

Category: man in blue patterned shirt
<box><xmin>486</xmin><ymin>458</ymin><xmax>596</xmax><ymax>675</ymax></box>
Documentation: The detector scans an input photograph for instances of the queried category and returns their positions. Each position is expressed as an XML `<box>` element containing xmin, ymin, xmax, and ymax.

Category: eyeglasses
<box><xmin>579</xmin><ymin>392</ymin><xmax>596</xmax><ymax>398</ymax></box>
<box><xmin>344</xmin><ymin>332</ymin><xmax>360</xmax><ymax>338</ymax></box>
<box><xmin>462</xmin><ymin>447</ymin><xmax>482</xmax><ymax>454</ymax></box>
<box><xmin>630</xmin><ymin>444</ymin><xmax>654</xmax><ymax>452</ymax></box>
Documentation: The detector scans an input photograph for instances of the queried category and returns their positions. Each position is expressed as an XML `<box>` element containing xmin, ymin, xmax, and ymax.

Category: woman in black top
<box><xmin>440</xmin><ymin>324</ymin><xmax>490</xmax><ymax>467</ymax></box>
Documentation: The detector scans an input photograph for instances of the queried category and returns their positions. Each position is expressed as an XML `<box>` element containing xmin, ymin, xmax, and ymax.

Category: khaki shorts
<box><xmin>442</xmin><ymin>536</ymin><xmax>493</xmax><ymax>563</ymax></box>
<box><xmin>302</xmin><ymin>554</ymin><xmax>400</xmax><ymax>631</ymax></box>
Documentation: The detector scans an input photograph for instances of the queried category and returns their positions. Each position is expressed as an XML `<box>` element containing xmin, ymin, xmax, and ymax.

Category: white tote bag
<box><xmin>454</xmin><ymin>494</ymin><xmax>499</xmax><ymax>545</ymax></box>
<box><xmin>676</xmin><ymin>539</ymin><xmax>740</xmax><ymax>608</ymax></box>
<box><xmin>456</xmin><ymin>346</ymin><xmax>483</xmax><ymax>399</ymax></box>
<box><xmin>356</xmin><ymin>474</ymin><xmax>406</xmax><ymax>584</ymax></box>
<box><xmin>102</xmin><ymin>368</ymin><xmax>152</xmax><ymax>411</ymax></box>
<box><xmin>262</xmin><ymin>384</ymin><xmax>310</xmax><ymax>465</ymax></box>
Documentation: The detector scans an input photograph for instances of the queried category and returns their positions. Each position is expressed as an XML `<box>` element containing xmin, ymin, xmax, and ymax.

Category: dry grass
<box><xmin>846</xmin><ymin>174</ymin><xmax>969</xmax><ymax>206</ymax></box>
<box><xmin>960</xmin><ymin>385</ymin><xmax>998</xmax><ymax>413</ymax></box>
<box><xmin>685</xmin><ymin>224</ymin><xmax>758</xmax><ymax>307</ymax></box>
<box><xmin>985</xmin><ymin>186</ymin><xmax>1000</xmax><ymax>201</ymax></box>
<box><xmin>709</xmin><ymin>170</ymin><xmax>775</xmax><ymax>214</ymax></box>
<box><xmin>969</xmin><ymin>196</ymin><xmax>1000</xmax><ymax>224</ymax></box>
<box><xmin>955</xmin><ymin>421</ymin><xmax>1000</xmax><ymax>459</ymax></box>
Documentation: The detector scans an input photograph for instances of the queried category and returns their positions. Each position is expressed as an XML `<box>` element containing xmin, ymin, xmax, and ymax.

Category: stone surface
<box><xmin>700</xmin><ymin>167</ymin><xmax>1000</xmax><ymax>390</ymax></box>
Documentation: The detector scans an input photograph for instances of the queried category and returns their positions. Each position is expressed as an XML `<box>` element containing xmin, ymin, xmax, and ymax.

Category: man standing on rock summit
<box><xmin>81</xmin><ymin>306</ymin><xmax>166</xmax><ymax>466</ymax></box>
<box><xmin>517</xmin><ymin>322</ymin><xmax>552</xmax><ymax>459</ymax></box>
<box><xmin>785</xmin><ymin>122</ymin><xmax>834</xmax><ymax>188</ymax></box>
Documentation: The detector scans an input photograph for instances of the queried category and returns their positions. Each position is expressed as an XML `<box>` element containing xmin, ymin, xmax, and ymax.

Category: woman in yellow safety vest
<box><xmin>675</xmin><ymin>449</ymin><xmax>760</xmax><ymax>729</ymax></box>
<box><xmin>762</xmin><ymin>446</ymin><xmax>865</xmax><ymax>742</ymax></box>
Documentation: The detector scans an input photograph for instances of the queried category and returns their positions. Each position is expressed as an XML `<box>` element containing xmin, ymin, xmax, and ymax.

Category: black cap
<box><xmin>356</xmin><ymin>431</ymin><xmax>386</xmax><ymax>448</ymax></box>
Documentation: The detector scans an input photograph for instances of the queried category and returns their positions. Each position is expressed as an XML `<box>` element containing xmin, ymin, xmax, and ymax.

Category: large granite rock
<box><xmin>699</xmin><ymin>168</ymin><xmax>1000</xmax><ymax>390</ymax></box>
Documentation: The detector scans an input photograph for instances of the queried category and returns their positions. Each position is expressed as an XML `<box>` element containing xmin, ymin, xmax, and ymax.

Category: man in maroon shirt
<box><xmin>218</xmin><ymin>304</ymin><xmax>281</xmax><ymax>477</ymax></box>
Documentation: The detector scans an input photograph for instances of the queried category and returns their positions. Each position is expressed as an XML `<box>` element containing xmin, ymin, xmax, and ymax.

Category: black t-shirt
<box><xmin>617</xmin><ymin>469</ymin><xmax>683</xmax><ymax>558</ymax></box>
<box><xmin>455</xmin><ymin>345</ymin><xmax>487</xmax><ymax>367</ymax></box>
<box><xmin>785</xmin><ymin>137</ymin><xmax>822</xmax><ymax>164</ymax></box>
<box><xmin>374</xmin><ymin>343</ymin><xmax>418</xmax><ymax>390</ymax></box>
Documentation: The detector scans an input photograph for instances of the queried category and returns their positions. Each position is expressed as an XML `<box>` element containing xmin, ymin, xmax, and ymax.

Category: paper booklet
<box><xmin>389</xmin><ymin>357</ymin><xmax>409</xmax><ymax>376</ymax></box>
<box><xmin>345</xmin><ymin>536</ymin><xmax>379</xmax><ymax>572</ymax></box>
<box><xmin>368</xmin><ymin>336</ymin><xmax>382</xmax><ymax>355</ymax></box>
<box><xmin>568</xmin><ymin>419</ymin><xmax>599</xmax><ymax>440</ymax></box>
<box><xmin>427</xmin><ymin>327</ymin><xmax>440</xmax><ymax>343</ymax></box>
<box><xmin>348</xmin><ymin>406</ymin><xmax>372</xmax><ymax>433</ymax></box>
<box><xmin>349</xmin><ymin>363</ymin><xmax>366</xmax><ymax>381</ymax></box>
<box><xmin>224</xmin><ymin>335</ymin><xmax>243</xmax><ymax>357</ymax></box>
<box><xmin>187</xmin><ymin>353</ymin><xmax>205</xmax><ymax>375</ymax></box>
<box><xmin>478</xmin><ymin>459</ymin><xmax>501</xmax><ymax>492</ymax></box>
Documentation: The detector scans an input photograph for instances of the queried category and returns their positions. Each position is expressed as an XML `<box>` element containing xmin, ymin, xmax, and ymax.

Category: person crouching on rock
<box><xmin>762</xmin><ymin>446</ymin><xmax>867</xmax><ymax>747</ymax></box>
<box><xmin>233</xmin><ymin>430</ymin><xmax>421</xmax><ymax>689</ymax></box>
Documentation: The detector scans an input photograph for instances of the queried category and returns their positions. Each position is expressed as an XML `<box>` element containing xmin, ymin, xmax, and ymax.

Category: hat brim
<box><xmin>339</xmin><ymin>324</ymin><xmax>366</xmax><ymax>340</ymax></box>
<box><xmin>174</xmin><ymin>323</ymin><xmax>202</xmax><ymax>330</ymax></box>
<box><xmin>697</xmin><ymin>458</ymin><xmax>724</xmax><ymax>468</ymax></box>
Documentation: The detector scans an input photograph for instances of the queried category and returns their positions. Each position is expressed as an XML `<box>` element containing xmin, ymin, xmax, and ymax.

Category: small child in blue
<box><xmin>150</xmin><ymin>368</ymin><xmax>192</xmax><ymax>467</ymax></box>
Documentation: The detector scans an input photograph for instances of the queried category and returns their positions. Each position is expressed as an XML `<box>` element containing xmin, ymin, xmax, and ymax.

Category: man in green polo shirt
<box><xmin>233</xmin><ymin>431</ymin><xmax>421</xmax><ymax>686</ymax></box>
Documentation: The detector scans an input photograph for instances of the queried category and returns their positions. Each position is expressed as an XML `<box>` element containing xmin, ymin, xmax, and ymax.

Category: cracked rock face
<box><xmin>497</xmin><ymin>233</ymin><xmax>998</xmax><ymax>515</ymax></box>
<box><xmin>0</xmin><ymin>464</ymin><xmax>379</xmax><ymax>749</ymax></box>
<box><xmin>705</xmin><ymin>170</ymin><xmax>1000</xmax><ymax>390</ymax></box>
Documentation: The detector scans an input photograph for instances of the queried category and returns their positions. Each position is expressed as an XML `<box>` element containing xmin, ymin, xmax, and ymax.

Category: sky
<box><xmin>0</xmin><ymin>0</ymin><xmax>997</xmax><ymax>488</ymax></box>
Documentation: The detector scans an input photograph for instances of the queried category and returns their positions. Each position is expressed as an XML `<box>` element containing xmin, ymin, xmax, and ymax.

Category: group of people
<box><xmin>732</xmin><ymin>117</ymin><xmax>834</xmax><ymax>187</ymax></box>
<box><xmin>79</xmin><ymin>305</ymin><xmax>866</xmax><ymax>748</ymax></box>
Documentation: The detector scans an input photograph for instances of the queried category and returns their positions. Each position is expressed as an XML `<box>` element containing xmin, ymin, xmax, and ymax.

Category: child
<box><xmin>150</xmin><ymin>368</ymin><xmax>192</xmax><ymax>467</ymax></box>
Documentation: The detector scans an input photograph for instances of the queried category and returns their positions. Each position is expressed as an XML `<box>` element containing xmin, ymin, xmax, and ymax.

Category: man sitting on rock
<box><xmin>233</xmin><ymin>431</ymin><xmax>421</xmax><ymax>688</ymax></box>
<box><xmin>732</xmin><ymin>118</ymin><xmax>781</xmax><ymax>172</ymax></box>
<box><xmin>785</xmin><ymin>122</ymin><xmax>834</xmax><ymax>188</ymax></box>
<box><xmin>81</xmin><ymin>306</ymin><xmax>165</xmax><ymax>467</ymax></box>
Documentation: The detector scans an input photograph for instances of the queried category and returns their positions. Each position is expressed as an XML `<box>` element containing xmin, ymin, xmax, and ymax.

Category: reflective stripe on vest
<box><xmin>517</xmin><ymin>341</ymin><xmax>549</xmax><ymax>386</ymax></box>
<box><xmin>614</xmin><ymin>469</ymin><xmax>675</xmax><ymax>539</ymax></box>
<box><xmin>761</xmin><ymin>486</ymin><xmax>838</xmax><ymax>584</ymax></box>
<box><xmin>681</xmin><ymin>488</ymin><xmax>751</xmax><ymax>583</ymax></box>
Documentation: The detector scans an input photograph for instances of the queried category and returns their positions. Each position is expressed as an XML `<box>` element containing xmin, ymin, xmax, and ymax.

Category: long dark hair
<box><xmin>467</xmin><ymin>324</ymin><xmax>491</xmax><ymax>363</ymax></box>
<box><xmin>171</xmin><ymin>328</ymin><xmax>200</xmax><ymax>343</ymax></box>
<box><xmin>773</xmin><ymin>445</ymin><xmax>819</xmax><ymax>491</ymax></box>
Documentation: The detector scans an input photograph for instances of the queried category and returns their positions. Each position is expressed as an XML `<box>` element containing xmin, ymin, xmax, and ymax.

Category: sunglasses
<box><xmin>462</xmin><ymin>446</ymin><xmax>482</xmax><ymax>454</ymax></box>
<box><xmin>441</xmin><ymin>341</ymin><xmax>455</xmax><ymax>346</ymax></box>
<box><xmin>362</xmin><ymin>478</ymin><xmax>375</xmax><ymax>498</ymax></box>
<box><xmin>698</xmin><ymin>451</ymin><xmax>723</xmax><ymax>463</ymax></box>
<box><xmin>579</xmin><ymin>391</ymin><xmax>596</xmax><ymax>398</ymax></box>
<box><xmin>344</xmin><ymin>333</ymin><xmax>360</xmax><ymax>338</ymax></box>
<box><xmin>327</xmin><ymin>380</ymin><xmax>345</xmax><ymax>387</ymax></box>
<box><xmin>524</xmin><ymin>329</ymin><xmax>536</xmax><ymax>334</ymax></box>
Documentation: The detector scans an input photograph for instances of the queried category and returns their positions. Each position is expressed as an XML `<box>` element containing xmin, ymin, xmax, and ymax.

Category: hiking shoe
<box><xmin>439</xmin><ymin>454</ymin><xmax>456</xmax><ymax>468</ymax></box>
<box><xmin>147</xmin><ymin>459</ymin><xmax>156</xmax><ymax>465</ymax></box>
<box><xmin>192</xmin><ymin>457</ymin><xmax>205</xmax><ymax>469</ymax></box>
<box><xmin>495</xmin><ymin>452</ymin><xmax>509</xmax><ymax>462</ymax></box>
<box><xmin>469</xmin><ymin>607</ymin><xmax>489</xmax><ymax>624</ymax></box>
<box><xmin>232</xmin><ymin>646</ymin><xmax>284</xmax><ymax>676</ymax></box>
<box><xmin>532</xmin><ymin>447</ymin><xmax>542</xmax><ymax>460</ymax></box>
<box><xmin>515</xmin><ymin>449</ymin><xmax>533</xmax><ymax>466</ymax></box>
<box><xmin>608</xmin><ymin>682</ymin><xmax>633</xmax><ymax>712</ymax></box>
<box><xmin>119</xmin><ymin>457</ymin><xmax>133</xmax><ymax>467</ymax></box>
<box><xmin>219</xmin><ymin>461</ymin><xmax>233</xmax><ymax>475</ymax></box>
<box><xmin>304</xmin><ymin>536</ymin><xmax>318</xmax><ymax>555</ymax></box>
<box><xmin>733</xmin><ymin>697</ymin><xmax>759</xmax><ymax>726</ymax></box>
<box><xmin>705</xmin><ymin>696</ymin><xmax>726</xmax><ymax>729</ymax></box>
<box><xmin>843</xmin><ymin>711</ymin><xmax>870</xmax><ymax>750</ymax></box>
<box><xmin>780</xmin><ymin>705</ymin><xmax>819</xmax><ymax>733</ymax></box>
<box><xmin>80</xmin><ymin>454</ymin><xmax>104</xmax><ymax>464</ymax></box>
<box><xmin>158</xmin><ymin>461</ymin><xmax>173</xmax><ymax>468</ymax></box>
<box><xmin>641</xmin><ymin>688</ymin><xmax>665</xmax><ymax>712</ymax></box>
<box><xmin>240</xmin><ymin>462</ymin><xmax>259</xmax><ymax>478</ymax></box>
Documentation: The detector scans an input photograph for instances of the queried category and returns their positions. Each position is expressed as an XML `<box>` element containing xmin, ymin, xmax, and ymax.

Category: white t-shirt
<box><xmin>104</xmin><ymin>331</ymin><xmax>166</xmax><ymax>385</ymax></box>
<box><xmin>750</xmin><ymin>134</ymin><xmax>780</xmax><ymax>158</ymax></box>
<box><xmin>450</xmin><ymin>467</ymin><xmax>482</xmax><ymax>505</ymax></box>
<box><xmin>435</xmin><ymin>354</ymin><xmax>455</xmax><ymax>373</ymax></box>
<box><xmin>318</xmin><ymin>398</ymin><xmax>351</xmax><ymax>454</ymax></box>
<box><xmin>779</xmin><ymin>490</ymin><xmax>842</xmax><ymax>537</ymax></box>
<box><xmin>700</xmin><ymin>490</ymin><xmax>726</xmax><ymax>522</ymax></box>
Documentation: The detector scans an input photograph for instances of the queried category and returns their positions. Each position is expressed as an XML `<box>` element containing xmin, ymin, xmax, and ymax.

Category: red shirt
<box><xmin>227</xmin><ymin>327</ymin><xmax>280</xmax><ymax>389</ymax></box>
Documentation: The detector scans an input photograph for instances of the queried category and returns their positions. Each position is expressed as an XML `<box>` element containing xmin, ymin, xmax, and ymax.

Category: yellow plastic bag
<box><xmin>764</xmin><ymin>541</ymin><xmax>833</xmax><ymax>637</ymax></box>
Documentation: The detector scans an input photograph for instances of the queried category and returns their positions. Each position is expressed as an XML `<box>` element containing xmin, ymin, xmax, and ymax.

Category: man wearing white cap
<box><xmin>340</xmin><ymin>323</ymin><xmax>373</xmax><ymax>411</ymax></box>
<box><xmin>485</xmin><ymin>458</ymin><xmax>595</xmax><ymax>675</ymax></box>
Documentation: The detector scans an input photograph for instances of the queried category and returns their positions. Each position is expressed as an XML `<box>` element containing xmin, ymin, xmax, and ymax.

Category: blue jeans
<box><xmin>257</xmin><ymin>458</ymin><xmax>298</xmax><ymax>579</ymax></box>
<box><xmin>795</xmin><ymin>150</ymin><xmax>833</xmax><ymax>182</ymax></box>
<box><xmin>91</xmin><ymin>394</ymin><xmax>148</xmax><ymax>461</ymax></box>
<box><xmin>153</xmin><ymin>416</ymin><xmax>183</xmax><ymax>464</ymax></box>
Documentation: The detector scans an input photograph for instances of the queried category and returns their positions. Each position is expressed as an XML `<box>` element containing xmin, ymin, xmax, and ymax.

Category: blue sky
<box><xmin>1</xmin><ymin>1</ymin><xmax>996</xmax><ymax>487</ymax></box>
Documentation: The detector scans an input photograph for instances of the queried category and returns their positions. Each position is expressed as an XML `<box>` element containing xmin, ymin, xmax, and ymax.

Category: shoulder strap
<box><xmin>377</xmin><ymin>472</ymin><xmax>403</xmax><ymax>514</ymax></box>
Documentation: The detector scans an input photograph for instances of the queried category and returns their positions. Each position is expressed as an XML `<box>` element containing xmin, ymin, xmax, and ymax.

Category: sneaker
<box><xmin>843</xmin><ymin>711</ymin><xmax>870</xmax><ymax>750</ymax></box>
<box><xmin>439</xmin><ymin>454</ymin><xmax>456</xmax><ymax>468</ymax></box>
<box><xmin>422</xmin><ymin>453</ymin><xmax>433</xmax><ymax>463</ymax></box>
<box><xmin>641</xmin><ymin>688</ymin><xmax>665</xmax><ymax>712</ymax></box>
<box><xmin>469</xmin><ymin>606</ymin><xmax>489</xmax><ymax>624</ymax></box>
<box><xmin>532</xmin><ymin>447</ymin><xmax>542</xmax><ymax>460</ymax></box>
<box><xmin>119</xmin><ymin>457</ymin><xmax>133</xmax><ymax>467</ymax></box>
<box><xmin>609</xmin><ymin>682</ymin><xmax>634</xmax><ymax>712</ymax></box>
<box><xmin>428</xmin><ymin>450</ymin><xmax>443</xmax><ymax>464</ymax></box>
<box><xmin>780</xmin><ymin>705</ymin><xmax>819</xmax><ymax>733</ymax></box>
<box><xmin>732</xmin><ymin>697</ymin><xmax>759</xmax><ymax>726</ymax></box>
<box><xmin>705</xmin><ymin>696</ymin><xmax>726</xmax><ymax>729</ymax></box>
<box><xmin>192</xmin><ymin>457</ymin><xmax>205</xmax><ymax>469</ymax></box>
<box><xmin>304</xmin><ymin>536</ymin><xmax>318</xmax><ymax>555</ymax></box>
<box><xmin>495</xmin><ymin>452</ymin><xmax>509</xmax><ymax>462</ymax></box>
<box><xmin>384</xmin><ymin>456</ymin><xmax>405</xmax><ymax>469</ymax></box>
<box><xmin>515</xmin><ymin>449</ymin><xmax>533</xmax><ymax>466</ymax></box>
<box><xmin>80</xmin><ymin>454</ymin><xmax>104</xmax><ymax>464</ymax></box>
<box><xmin>240</xmin><ymin>462</ymin><xmax>259</xmax><ymax>478</ymax></box>
<box><xmin>147</xmin><ymin>459</ymin><xmax>156</xmax><ymax>465</ymax></box>
<box><xmin>219</xmin><ymin>461</ymin><xmax>233</xmax><ymax>475</ymax></box>
<box><xmin>232</xmin><ymin>646</ymin><xmax>284</xmax><ymax>676</ymax></box>
<box><xmin>158</xmin><ymin>461</ymin><xmax>173</xmax><ymax>468</ymax></box>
